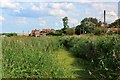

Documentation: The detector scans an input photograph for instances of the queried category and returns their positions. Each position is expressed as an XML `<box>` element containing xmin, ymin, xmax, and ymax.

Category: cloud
<box><xmin>51</xmin><ymin>3</ymin><xmax>75</xmax><ymax>10</ymax></box>
<box><xmin>107</xmin><ymin>11</ymin><xmax>117</xmax><ymax>16</ymax></box>
<box><xmin>1</xmin><ymin>1</ymin><xmax>22</xmax><ymax>12</ymax></box>
<box><xmin>49</xmin><ymin>9</ymin><xmax>67</xmax><ymax>17</ymax></box>
<box><xmin>31</xmin><ymin>5</ymin><xmax>40</xmax><ymax>11</ymax></box>
<box><xmin>69</xmin><ymin>18</ymin><xmax>79</xmax><ymax>26</ymax></box>
<box><xmin>0</xmin><ymin>0</ymin><xmax>118</xmax><ymax>2</ymax></box>
<box><xmin>16</xmin><ymin>17</ymin><xmax>27</xmax><ymax>24</ymax></box>
<box><xmin>91</xmin><ymin>3</ymin><xmax>117</xmax><ymax>11</ymax></box>
<box><xmin>55</xmin><ymin>23</ymin><xmax>59</xmax><ymax>26</ymax></box>
<box><xmin>13</xmin><ymin>8</ymin><xmax>51</xmax><ymax>18</ymax></box>
<box><xmin>0</xmin><ymin>16</ymin><xmax>5</xmax><ymax>23</ymax></box>
<box><xmin>39</xmin><ymin>18</ymin><xmax>46</xmax><ymax>26</ymax></box>
<box><xmin>88</xmin><ymin>3</ymin><xmax>118</xmax><ymax>23</ymax></box>
<box><xmin>49</xmin><ymin>3</ymin><xmax>76</xmax><ymax>18</ymax></box>
<box><xmin>31</xmin><ymin>3</ymin><xmax>48</xmax><ymax>11</ymax></box>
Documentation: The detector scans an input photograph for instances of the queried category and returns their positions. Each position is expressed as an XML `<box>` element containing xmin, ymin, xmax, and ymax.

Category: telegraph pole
<box><xmin>23</xmin><ymin>30</ymin><xmax>24</xmax><ymax>36</ymax></box>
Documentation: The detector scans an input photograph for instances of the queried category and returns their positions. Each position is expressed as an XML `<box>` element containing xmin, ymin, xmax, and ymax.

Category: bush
<box><xmin>94</xmin><ymin>27</ymin><xmax>104</xmax><ymax>35</ymax></box>
<box><xmin>2</xmin><ymin>33</ymin><xmax>17</xmax><ymax>37</ymax></box>
<box><xmin>61</xmin><ymin>36</ymin><xmax>120</xmax><ymax>79</ymax></box>
<box><xmin>47</xmin><ymin>30</ymin><xmax>62</xmax><ymax>36</ymax></box>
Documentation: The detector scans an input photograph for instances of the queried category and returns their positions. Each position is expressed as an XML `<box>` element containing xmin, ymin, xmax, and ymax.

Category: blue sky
<box><xmin>0</xmin><ymin>0</ymin><xmax>119</xmax><ymax>33</ymax></box>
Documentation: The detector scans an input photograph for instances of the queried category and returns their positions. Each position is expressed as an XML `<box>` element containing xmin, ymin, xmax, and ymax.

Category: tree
<box><xmin>62</xmin><ymin>17</ymin><xmax>69</xmax><ymax>28</ymax></box>
<box><xmin>75</xmin><ymin>25</ymin><xmax>82</xmax><ymax>35</ymax></box>
<box><xmin>61</xmin><ymin>17</ymin><xmax>70</xmax><ymax>35</ymax></box>
<box><xmin>109</xmin><ymin>18</ymin><xmax>120</xmax><ymax>28</ymax></box>
<box><xmin>66</xmin><ymin>28</ymin><xmax>75</xmax><ymax>35</ymax></box>
<box><xmin>75</xmin><ymin>17</ymin><xmax>98</xmax><ymax>35</ymax></box>
<box><xmin>2</xmin><ymin>33</ymin><xmax>17</xmax><ymax>37</ymax></box>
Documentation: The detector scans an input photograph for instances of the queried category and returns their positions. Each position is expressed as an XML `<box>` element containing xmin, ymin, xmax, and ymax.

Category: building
<box><xmin>110</xmin><ymin>28</ymin><xmax>120</xmax><ymax>31</ymax></box>
<box><xmin>30</xmin><ymin>29</ymin><xmax>40</xmax><ymax>37</ymax></box>
<box><xmin>30</xmin><ymin>29</ymin><xmax>55</xmax><ymax>37</ymax></box>
<box><xmin>106</xmin><ymin>28</ymin><xmax>120</xmax><ymax>33</ymax></box>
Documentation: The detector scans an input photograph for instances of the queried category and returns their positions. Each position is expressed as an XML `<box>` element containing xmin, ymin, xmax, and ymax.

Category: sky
<box><xmin>0</xmin><ymin>0</ymin><xmax>119</xmax><ymax>33</ymax></box>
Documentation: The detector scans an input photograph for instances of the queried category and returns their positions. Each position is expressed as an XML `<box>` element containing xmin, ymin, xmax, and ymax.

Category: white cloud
<box><xmin>69</xmin><ymin>18</ymin><xmax>79</xmax><ymax>25</ymax></box>
<box><xmin>107</xmin><ymin>11</ymin><xmax>117</xmax><ymax>16</ymax></box>
<box><xmin>49</xmin><ymin>9</ymin><xmax>67</xmax><ymax>17</ymax></box>
<box><xmin>89</xmin><ymin>3</ymin><xmax>118</xmax><ymax>23</ymax></box>
<box><xmin>31</xmin><ymin>3</ymin><xmax>49</xmax><ymax>13</ymax></box>
<box><xmin>31</xmin><ymin>5</ymin><xmax>40</xmax><ymax>11</ymax></box>
<box><xmin>39</xmin><ymin>3</ymin><xmax>48</xmax><ymax>9</ymax></box>
<box><xmin>1</xmin><ymin>2</ymin><xmax>18</xmax><ymax>9</ymax></box>
<box><xmin>0</xmin><ymin>0</ymin><xmax>118</xmax><ymax>2</ymax></box>
<box><xmin>55</xmin><ymin>23</ymin><xmax>59</xmax><ymax>26</ymax></box>
<box><xmin>49</xmin><ymin>3</ymin><xmax>75</xmax><ymax>17</ymax></box>
<box><xmin>1</xmin><ymin>1</ymin><xmax>22</xmax><ymax>12</ymax></box>
<box><xmin>39</xmin><ymin>18</ymin><xmax>46</xmax><ymax>26</ymax></box>
<box><xmin>91</xmin><ymin>3</ymin><xmax>116</xmax><ymax>11</ymax></box>
<box><xmin>52</xmin><ymin>3</ymin><xmax>75</xmax><ymax>10</ymax></box>
<box><xmin>0</xmin><ymin>16</ymin><xmax>5</xmax><ymax>23</ymax></box>
<box><xmin>16</xmin><ymin>17</ymin><xmax>27</xmax><ymax>24</ymax></box>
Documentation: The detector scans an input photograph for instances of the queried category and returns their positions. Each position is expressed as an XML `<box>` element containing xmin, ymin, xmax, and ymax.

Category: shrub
<box><xmin>61</xmin><ymin>36</ymin><xmax>120</xmax><ymax>80</ymax></box>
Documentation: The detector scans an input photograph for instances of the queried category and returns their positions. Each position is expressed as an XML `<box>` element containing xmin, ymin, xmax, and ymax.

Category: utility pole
<box><xmin>23</xmin><ymin>30</ymin><xmax>24</xmax><ymax>36</ymax></box>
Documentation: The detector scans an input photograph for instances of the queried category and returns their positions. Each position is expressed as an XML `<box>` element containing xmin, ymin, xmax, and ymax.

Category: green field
<box><xmin>2</xmin><ymin>35</ymin><xmax>120</xmax><ymax>79</ymax></box>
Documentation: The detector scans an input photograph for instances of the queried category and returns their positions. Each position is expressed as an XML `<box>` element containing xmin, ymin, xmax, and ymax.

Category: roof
<box><xmin>42</xmin><ymin>29</ymin><xmax>55</xmax><ymax>32</ymax></box>
<box><xmin>32</xmin><ymin>30</ymin><xmax>40</xmax><ymax>33</ymax></box>
<box><xmin>110</xmin><ymin>28</ymin><xmax>120</xmax><ymax>31</ymax></box>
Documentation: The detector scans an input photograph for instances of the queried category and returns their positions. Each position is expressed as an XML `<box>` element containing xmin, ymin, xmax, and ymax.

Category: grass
<box><xmin>2</xmin><ymin>35</ymin><xmax>120</xmax><ymax>79</ymax></box>
<box><xmin>2</xmin><ymin>36</ymin><xmax>81</xmax><ymax>78</ymax></box>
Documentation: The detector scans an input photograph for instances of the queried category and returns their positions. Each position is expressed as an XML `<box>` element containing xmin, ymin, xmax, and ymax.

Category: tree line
<box><xmin>48</xmin><ymin>17</ymin><xmax>120</xmax><ymax>36</ymax></box>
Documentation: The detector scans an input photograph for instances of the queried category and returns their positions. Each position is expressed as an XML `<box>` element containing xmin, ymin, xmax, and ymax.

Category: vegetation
<box><xmin>2</xmin><ymin>35</ymin><xmax>120</xmax><ymax>79</ymax></box>
<box><xmin>2</xmin><ymin>37</ymin><xmax>77</xmax><ymax>78</ymax></box>
<box><xmin>1</xmin><ymin>33</ymin><xmax>17</xmax><ymax>37</ymax></box>
<box><xmin>47</xmin><ymin>30</ymin><xmax>62</xmax><ymax>36</ymax></box>
<box><xmin>2</xmin><ymin>16</ymin><xmax>120</xmax><ymax>79</ymax></box>
<box><xmin>75</xmin><ymin>17</ymin><xmax>98</xmax><ymax>35</ymax></box>
<box><xmin>43</xmin><ymin>17</ymin><xmax>119</xmax><ymax>36</ymax></box>
<box><xmin>61</xmin><ymin>35</ymin><xmax>120</xmax><ymax>79</ymax></box>
<box><xmin>109</xmin><ymin>18</ymin><xmax>120</xmax><ymax>28</ymax></box>
<box><xmin>62</xmin><ymin>17</ymin><xmax>69</xmax><ymax>28</ymax></box>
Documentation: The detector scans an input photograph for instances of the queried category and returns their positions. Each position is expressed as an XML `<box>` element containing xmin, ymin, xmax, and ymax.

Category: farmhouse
<box><xmin>30</xmin><ymin>29</ymin><xmax>40</xmax><ymax>37</ymax></box>
<box><xmin>30</xmin><ymin>29</ymin><xmax>55</xmax><ymax>37</ymax></box>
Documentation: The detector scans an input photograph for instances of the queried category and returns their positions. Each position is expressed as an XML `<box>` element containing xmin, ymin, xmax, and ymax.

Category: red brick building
<box><xmin>30</xmin><ymin>29</ymin><xmax>40</xmax><ymax>37</ymax></box>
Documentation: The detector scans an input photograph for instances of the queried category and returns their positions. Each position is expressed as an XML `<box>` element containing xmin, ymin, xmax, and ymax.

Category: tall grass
<box><xmin>61</xmin><ymin>35</ymin><xmax>120</xmax><ymax>79</ymax></box>
<box><xmin>2</xmin><ymin>36</ymin><xmax>74</xmax><ymax>78</ymax></box>
<box><xmin>2</xmin><ymin>35</ymin><xmax>120</xmax><ymax>79</ymax></box>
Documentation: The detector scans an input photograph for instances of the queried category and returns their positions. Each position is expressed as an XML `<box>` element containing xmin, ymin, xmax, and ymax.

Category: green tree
<box><xmin>75</xmin><ymin>17</ymin><xmax>98</xmax><ymax>35</ymax></box>
<box><xmin>62</xmin><ymin>17</ymin><xmax>69</xmax><ymax>28</ymax></box>
<box><xmin>109</xmin><ymin>18</ymin><xmax>120</xmax><ymax>28</ymax></box>
<box><xmin>66</xmin><ymin>28</ymin><xmax>75</xmax><ymax>35</ymax></box>
<box><xmin>75</xmin><ymin>25</ymin><xmax>83</xmax><ymax>35</ymax></box>
<box><xmin>61</xmin><ymin>17</ymin><xmax>70</xmax><ymax>35</ymax></box>
<box><xmin>2</xmin><ymin>33</ymin><xmax>17</xmax><ymax>37</ymax></box>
